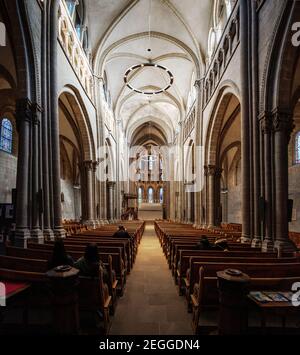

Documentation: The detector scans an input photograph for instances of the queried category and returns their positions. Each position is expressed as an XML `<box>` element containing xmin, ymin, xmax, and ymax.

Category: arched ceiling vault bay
<box><xmin>86</xmin><ymin>0</ymin><xmax>213</xmax><ymax>146</ymax></box>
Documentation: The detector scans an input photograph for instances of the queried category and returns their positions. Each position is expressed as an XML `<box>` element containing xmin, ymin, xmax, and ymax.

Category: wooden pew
<box><xmin>185</xmin><ymin>261</ymin><xmax>300</xmax><ymax>311</ymax></box>
<box><xmin>6</xmin><ymin>246</ymin><xmax>124</xmax><ymax>304</ymax></box>
<box><xmin>27</xmin><ymin>243</ymin><xmax>126</xmax><ymax>296</ymax></box>
<box><xmin>191</xmin><ymin>267</ymin><xmax>300</xmax><ymax>334</ymax></box>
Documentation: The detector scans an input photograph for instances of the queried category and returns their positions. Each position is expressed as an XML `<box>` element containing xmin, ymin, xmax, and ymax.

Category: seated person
<box><xmin>74</xmin><ymin>243</ymin><xmax>109</xmax><ymax>283</ymax></box>
<box><xmin>113</xmin><ymin>225</ymin><xmax>132</xmax><ymax>240</ymax></box>
<box><xmin>48</xmin><ymin>239</ymin><xmax>74</xmax><ymax>269</ymax></box>
<box><xmin>214</xmin><ymin>238</ymin><xmax>229</xmax><ymax>251</ymax></box>
<box><xmin>196</xmin><ymin>236</ymin><xmax>212</xmax><ymax>250</ymax></box>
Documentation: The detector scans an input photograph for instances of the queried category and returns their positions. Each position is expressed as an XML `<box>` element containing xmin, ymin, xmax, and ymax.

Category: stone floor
<box><xmin>109</xmin><ymin>222</ymin><xmax>193</xmax><ymax>335</ymax></box>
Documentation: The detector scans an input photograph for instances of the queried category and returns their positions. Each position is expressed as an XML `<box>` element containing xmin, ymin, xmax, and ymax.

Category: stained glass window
<box><xmin>296</xmin><ymin>131</ymin><xmax>300</xmax><ymax>164</ymax></box>
<box><xmin>149</xmin><ymin>155</ymin><xmax>154</xmax><ymax>171</ymax></box>
<box><xmin>160</xmin><ymin>188</ymin><xmax>164</xmax><ymax>204</ymax></box>
<box><xmin>0</xmin><ymin>118</ymin><xmax>13</xmax><ymax>154</ymax></box>
<box><xmin>138</xmin><ymin>188</ymin><xmax>143</xmax><ymax>204</ymax></box>
<box><xmin>66</xmin><ymin>0</ymin><xmax>76</xmax><ymax>16</ymax></box>
<box><xmin>148</xmin><ymin>187</ymin><xmax>154</xmax><ymax>203</ymax></box>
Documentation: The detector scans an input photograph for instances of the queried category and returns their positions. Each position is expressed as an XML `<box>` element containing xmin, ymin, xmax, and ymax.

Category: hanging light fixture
<box><xmin>123</xmin><ymin>0</ymin><xmax>174</xmax><ymax>95</ymax></box>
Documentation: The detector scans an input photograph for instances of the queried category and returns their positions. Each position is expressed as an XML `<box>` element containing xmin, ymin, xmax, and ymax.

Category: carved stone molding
<box><xmin>259</xmin><ymin>111</ymin><xmax>272</xmax><ymax>134</ymax></box>
<box><xmin>83</xmin><ymin>160</ymin><xmax>93</xmax><ymax>170</ymax></box>
<box><xmin>16</xmin><ymin>98</ymin><xmax>33</xmax><ymax>126</ymax></box>
<box><xmin>272</xmin><ymin>108</ymin><xmax>295</xmax><ymax>139</ymax></box>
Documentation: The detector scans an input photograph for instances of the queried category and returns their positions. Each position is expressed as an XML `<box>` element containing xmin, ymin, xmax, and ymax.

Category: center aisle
<box><xmin>110</xmin><ymin>222</ymin><xmax>193</xmax><ymax>335</ymax></box>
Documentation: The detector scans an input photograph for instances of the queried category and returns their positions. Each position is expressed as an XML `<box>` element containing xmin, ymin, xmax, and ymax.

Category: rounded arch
<box><xmin>58</xmin><ymin>85</ymin><xmax>95</xmax><ymax>161</ymax></box>
<box><xmin>262</xmin><ymin>1</ymin><xmax>300</xmax><ymax>112</ymax></box>
<box><xmin>205</xmin><ymin>82</ymin><xmax>240</xmax><ymax>165</ymax></box>
<box><xmin>0</xmin><ymin>1</ymin><xmax>36</xmax><ymax>100</ymax></box>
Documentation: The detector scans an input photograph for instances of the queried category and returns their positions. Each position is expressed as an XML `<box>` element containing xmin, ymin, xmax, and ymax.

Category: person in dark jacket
<box><xmin>48</xmin><ymin>239</ymin><xmax>74</xmax><ymax>269</ymax></box>
<box><xmin>113</xmin><ymin>225</ymin><xmax>132</xmax><ymax>240</ymax></box>
<box><xmin>196</xmin><ymin>236</ymin><xmax>212</xmax><ymax>250</ymax></box>
<box><xmin>74</xmin><ymin>243</ymin><xmax>109</xmax><ymax>282</ymax></box>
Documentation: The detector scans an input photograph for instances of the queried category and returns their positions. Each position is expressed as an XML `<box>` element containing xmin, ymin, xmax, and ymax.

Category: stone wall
<box><xmin>226</xmin><ymin>159</ymin><xmax>242</xmax><ymax>224</ymax></box>
<box><xmin>61</xmin><ymin>179</ymin><xmax>82</xmax><ymax>221</ymax></box>
<box><xmin>289</xmin><ymin>165</ymin><xmax>300</xmax><ymax>232</ymax></box>
<box><xmin>0</xmin><ymin>151</ymin><xmax>17</xmax><ymax>203</ymax></box>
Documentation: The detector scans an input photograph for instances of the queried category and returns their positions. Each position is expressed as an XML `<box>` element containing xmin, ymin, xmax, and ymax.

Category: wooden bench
<box><xmin>191</xmin><ymin>267</ymin><xmax>300</xmax><ymax>334</ymax></box>
<box><xmin>185</xmin><ymin>261</ymin><xmax>300</xmax><ymax>311</ymax></box>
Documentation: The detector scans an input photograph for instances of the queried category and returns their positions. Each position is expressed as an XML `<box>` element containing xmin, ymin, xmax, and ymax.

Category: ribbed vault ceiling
<box><xmin>86</xmin><ymin>0</ymin><xmax>214</xmax><ymax>145</ymax></box>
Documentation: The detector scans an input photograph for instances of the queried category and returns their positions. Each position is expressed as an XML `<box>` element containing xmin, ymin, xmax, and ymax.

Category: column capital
<box><xmin>16</xmin><ymin>98</ymin><xmax>33</xmax><ymax>124</ymax></box>
<box><xmin>207</xmin><ymin>165</ymin><xmax>222</xmax><ymax>177</ymax></box>
<box><xmin>272</xmin><ymin>108</ymin><xmax>295</xmax><ymax>137</ymax></box>
<box><xmin>259</xmin><ymin>111</ymin><xmax>272</xmax><ymax>134</ymax></box>
<box><xmin>194</xmin><ymin>78</ymin><xmax>204</xmax><ymax>90</ymax></box>
<box><xmin>31</xmin><ymin>103</ymin><xmax>43</xmax><ymax>125</ymax></box>
<box><xmin>92</xmin><ymin>160</ymin><xmax>99</xmax><ymax>172</ymax></box>
<box><xmin>107</xmin><ymin>181</ymin><xmax>116</xmax><ymax>188</ymax></box>
<box><xmin>83</xmin><ymin>160</ymin><xmax>93</xmax><ymax>170</ymax></box>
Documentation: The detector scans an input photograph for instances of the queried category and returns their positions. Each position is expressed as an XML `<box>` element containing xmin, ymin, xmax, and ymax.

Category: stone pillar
<box><xmin>207</xmin><ymin>165</ymin><xmax>216</xmax><ymax>228</ymax></box>
<box><xmin>215</xmin><ymin>167</ymin><xmax>222</xmax><ymax>227</ymax></box>
<box><xmin>203</xmin><ymin>165</ymin><xmax>209</xmax><ymax>227</ymax></box>
<box><xmin>194</xmin><ymin>79</ymin><xmax>205</xmax><ymax>228</ymax></box>
<box><xmin>186</xmin><ymin>187</ymin><xmax>192</xmax><ymax>223</ymax></box>
<box><xmin>107</xmin><ymin>182</ymin><xmax>115</xmax><ymax>223</ymax></box>
<box><xmin>42</xmin><ymin>5</ymin><xmax>54</xmax><ymax>241</ymax></box>
<box><xmin>15</xmin><ymin>99</ymin><xmax>32</xmax><ymax>248</ymax></box>
<box><xmin>261</xmin><ymin>113</ymin><xmax>274</xmax><ymax>252</ymax></box>
<box><xmin>251</xmin><ymin>0</ymin><xmax>261</xmax><ymax>248</ymax></box>
<box><xmin>83</xmin><ymin>160</ymin><xmax>95</xmax><ymax>227</ymax></box>
<box><xmin>31</xmin><ymin>104</ymin><xmax>44</xmax><ymax>243</ymax></box>
<box><xmin>240</xmin><ymin>0</ymin><xmax>252</xmax><ymax>243</ymax></box>
<box><xmin>273</xmin><ymin>110</ymin><xmax>296</xmax><ymax>252</ymax></box>
<box><xmin>92</xmin><ymin>161</ymin><xmax>100</xmax><ymax>226</ymax></box>
<box><xmin>50</xmin><ymin>0</ymin><xmax>65</xmax><ymax>238</ymax></box>
<box><xmin>217</xmin><ymin>270</ymin><xmax>250</xmax><ymax>335</ymax></box>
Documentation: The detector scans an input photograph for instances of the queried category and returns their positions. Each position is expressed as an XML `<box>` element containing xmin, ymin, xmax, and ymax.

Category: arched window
<box><xmin>295</xmin><ymin>131</ymin><xmax>300</xmax><ymax>164</ymax></box>
<box><xmin>159</xmin><ymin>187</ymin><xmax>164</xmax><ymax>204</ymax></box>
<box><xmin>148</xmin><ymin>187</ymin><xmax>154</xmax><ymax>203</ymax></box>
<box><xmin>138</xmin><ymin>187</ymin><xmax>143</xmax><ymax>204</ymax></box>
<box><xmin>66</xmin><ymin>0</ymin><xmax>76</xmax><ymax>17</ymax></box>
<box><xmin>149</xmin><ymin>155</ymin><xmax>154</xmax><ymax>171</ymax></box>
<box><xmin>0</xmin><ymin>118</ymin><xmax>13</xmax><ymax>154</ymax></box>
<box><xmin>208</xmin><ymin>28</ymin><xmax>217</xmax><ymax>60</ymax></box>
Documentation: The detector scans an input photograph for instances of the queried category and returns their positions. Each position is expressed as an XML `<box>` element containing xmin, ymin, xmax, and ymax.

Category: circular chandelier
<box><xmin>124</xmin><ymin>63</ymin><xmax>174</xmax><ymax>95</ymax></box>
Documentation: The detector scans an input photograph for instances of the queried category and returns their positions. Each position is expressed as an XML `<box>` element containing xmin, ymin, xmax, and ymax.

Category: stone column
<box><xmin>186</xmin><ymin>186</ymin><xmax>191</xmax><ymax>223</ymax></box>
<box><xmin>83</xmin><ymin>160</ymin><xmax>95</xmax><ymax>227</ymax></box>
<box><xmin>107</xmin><ymin>182</ymin><xmax>115</xmax><ymax>222</ymax></box>
<box><xmin>92</xmin><ymin>161</ymin><xmax>100</xmax><ymax>226</ymax></box>
<box><xmin>251</xmin><ymin>0</ymin><xmax>261</xmax><ymax>248</ymax></box>
<box><xmin>50</xmin><ymin>0</ymin><xmax>65</xmax><ymax>238</ymax></box>
<box><xmin>207</xmin><ymin>165</ymin><xmax>217</xmax><ymax>228</ymax></box>
<box><xmin>194</xmin><ymin>79</ymin><xmax>205</xmax><ymax>228</ymax></box>
<box><xmin>31</xmin><ymin>104</ymin><xmax>43</xmax><ymax>243</ymax></box>
<box><xmin>15</xmin><ymin>99</ymin><xmax>32</xmax><ymax>248</ymax></box>
<box><xmin>42</xmin><ymin>5</ymin><xmax>54</xmax><ymax>240</ymax></box>
<box><xmin>273</xmin><ymin>110</ymin><xmax>296</xmax><ymax>252</ymax></box>
<box><xmin>240</xmin><ymin>0</ymin><xmax>252</xmax><ymax>243</ymax></box>
<box><xmin>261</xmin><ymin>113</ymin><xmax>274</xmax><ymax>252</ymax></box>
<box><xmin>203</xmin><ymin>165</ymin><xmax>209</xmax><ymax>227</ymax></box>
